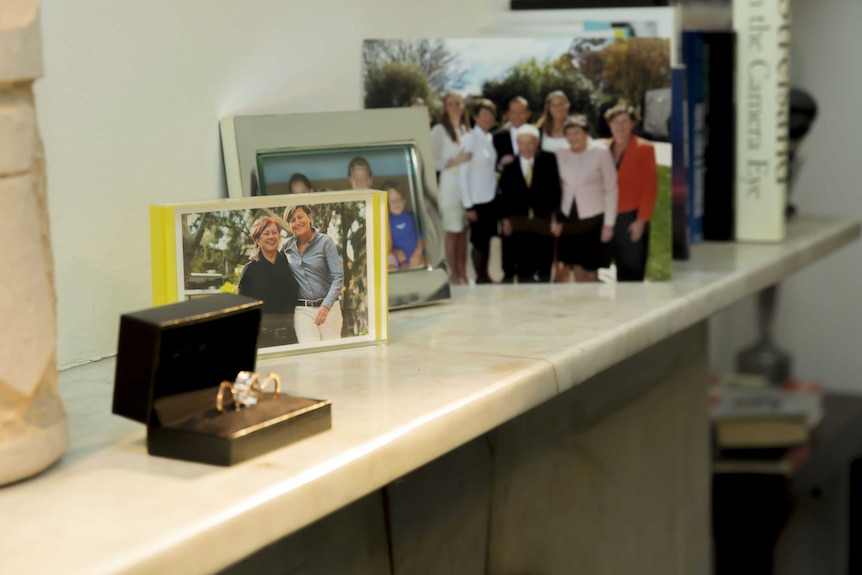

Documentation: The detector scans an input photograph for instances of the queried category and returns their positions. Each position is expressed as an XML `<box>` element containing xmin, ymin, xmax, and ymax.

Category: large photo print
<box><xmin>363</xmin><ymin>37</ymin><xmax>672</xmax><ymax>283</ymax></box>
<box><xmin>150</xmin><ymin>191</ymin><xmax>388</xmax><ymax>357</ymax></box>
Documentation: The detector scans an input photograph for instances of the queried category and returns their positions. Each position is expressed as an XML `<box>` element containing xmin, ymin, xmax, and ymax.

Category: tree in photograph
<box><xmin>329</xmin><ymin>201</ymin><xmax>368</xmax><ymax>337</ymax></box>
<box><xmin>573</xmin><ymin>38</ymin><xmax>671</xmax><ymax>109</ymax></box>
<box><xmin>292</xmin><ymin>202</ymin><xmax>368</xmax><ymax>337</ymax></box>
<box><xmin>363</xmin><ymin>39</ymin><xmax>467</xmax><ymax>94</ymax></box>
<box><xmin>364</xmin><ymin>61</ymin><xmax>434</xmax><ymax>111</ymax></box>
<box><xmin>567</xmin><ymin>38</ymin><xmax>609</xmax><ymax>95</ymax></box>
<box><xmin>481</xmin><ymin>56</ymin><xmax>597</xmax><ymax>126</ymax></box>
<box><xmin>182</xmin><ymin>212</ymin><xmax>211</xmax><ymax>284</ymax></box>
<box><xmin>182</xmin><ymin>210</ymin><xmax>253</xmax><ymax>287</ymax></box>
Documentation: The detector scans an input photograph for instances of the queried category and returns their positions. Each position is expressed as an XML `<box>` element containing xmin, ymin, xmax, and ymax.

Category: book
<box><xmin>732</xmin><ymin>0</ymin><xmax>791</xmax><ymax>242</ymax></box>
<box><xmin>670</xmin><ymin>65</ymin><xmax>690</xmax><ymax>260</ymax></box>
<box><xmin>710</xmin><ymin>380</ymin><xmax>824</xmax><ymax>428</ymax></box>
<box><xmin>713</xmin><ymin>445</ymin><xmax>810</xmax><ymax>475</ymax></box>
<box><xmin>510</xmin><ymin>0</ymin><xmax>672</xmax><ymax>8</ymax></box>
<box><xmin>709</xmin><ymin>375</ymin><xmax>823</xmax><ymax>449</ymax></box>
<box><xmin>481</xmin><ymin>19</ymin><xmax>632</xmax><ymax>40</ymax></box>
<box><xmin>681</xmin><ymin>31</ymin><xmax>706</xmax><ymax>245</ymax></box>
<box><xmin>708</xmin><ymin>370</ymin><xmax>770</xmax><ymax>388</ymax></box>
<box><xmin>715</xmin><ymin>416</ymin><xmax>807</xmax><ymax>449</ymax></box>
<box><xmin>698</xmin><ymin>30</ymin><xmax>735</xmax><ymax>241</ymax></box>
<box><xmin>491</xmin><ymin>6</ymin><xmax>679</xmax><ymax>63</ymax></box>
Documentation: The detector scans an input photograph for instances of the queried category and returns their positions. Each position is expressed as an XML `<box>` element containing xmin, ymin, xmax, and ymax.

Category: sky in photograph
<box><xmin>443</xmin><ymin>37</ymin><xmax>610</xmax><ymax>95</ymax></box>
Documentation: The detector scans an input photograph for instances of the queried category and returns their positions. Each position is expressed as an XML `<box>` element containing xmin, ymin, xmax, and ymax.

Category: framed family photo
<box><xmin>150</xmin><ymin>190</ymin><xmax>389</xmax><ymax>357</ymax></box>
<box><xmin>220</xmin><ymin>109</ymin><xmax>450</xmax><ymax>308</ymax></box>
<box><xmin>362</xmin><ymin>36</ymin><xmax>673</xmax><ymax>283</ymax></box>
<box><xmin>255</xmin><ymin>141</ymin><xmax>429</xmax><ymax>271</ymax></box>
<box><xmin>256</xmin><ymin>142</ymin><xmax>420</xmax><ymax>200</ymax></box>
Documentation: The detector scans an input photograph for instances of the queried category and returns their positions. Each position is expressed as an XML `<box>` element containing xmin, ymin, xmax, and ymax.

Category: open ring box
<box><xmin>112</xmin><ymin>293</ymin><xmax>332</xmax><ymax>466</ymax></box>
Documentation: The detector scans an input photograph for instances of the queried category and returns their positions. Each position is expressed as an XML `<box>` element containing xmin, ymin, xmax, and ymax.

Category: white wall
<box><xmin>709</xmin><ymin>0</ymin><xmax>862</xmax><ymax>391</ymax></box>
<box><xmin>35</xmin><ymin>0</ymin><xmax>496</xmax><ymax>368</ymax></box>
<box><xmin>37</xmin><ymin>0</ymin><xmax>862</xmax><ymax>375</ymax></box>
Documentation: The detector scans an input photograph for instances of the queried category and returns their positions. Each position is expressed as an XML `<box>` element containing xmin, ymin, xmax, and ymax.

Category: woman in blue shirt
<box><xmin>282</xmin><ymin>205</ymin><xmax>344</xmax><ymax>342</ymax></box>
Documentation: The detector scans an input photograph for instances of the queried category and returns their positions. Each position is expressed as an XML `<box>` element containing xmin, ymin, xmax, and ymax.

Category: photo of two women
<box><xmin>180</xmin><ymin>200</ymin><xmax>370</xmax><ymax>350</ymax></box>
<box><xmin>363</xmin><ymin>35</ymin><xmax>673</xmax><ymax>284</ymax></box>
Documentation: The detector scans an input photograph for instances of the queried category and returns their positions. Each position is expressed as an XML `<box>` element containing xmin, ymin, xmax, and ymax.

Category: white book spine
<box><xmin>733</xmin><ymin>0</ymin><xmax>791</xmax><ymax>242</ymax></box>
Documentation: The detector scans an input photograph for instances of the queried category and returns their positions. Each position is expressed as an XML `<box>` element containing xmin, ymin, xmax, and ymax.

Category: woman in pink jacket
<box><xmin>554</xmin><ymin>115</ymin><xmax>618</xmax><ymax>283</ymax></box>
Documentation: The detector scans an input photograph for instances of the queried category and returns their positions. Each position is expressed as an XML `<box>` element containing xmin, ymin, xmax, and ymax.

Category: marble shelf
<box><xmin>0</xmin><ymin>215</ymin><xmax>857</xmax><ymax>575</ymax></box>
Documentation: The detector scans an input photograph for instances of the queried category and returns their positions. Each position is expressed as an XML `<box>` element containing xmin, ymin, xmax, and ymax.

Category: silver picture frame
<box><xmin>220</xmin><ymin>108</ymin><xmax>450</xmax><ymax>309</ymax></box>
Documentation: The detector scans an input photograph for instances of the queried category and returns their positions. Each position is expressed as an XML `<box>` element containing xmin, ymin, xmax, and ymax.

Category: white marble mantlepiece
<box><xmin>0</xmin><ymin>215</ymin><xmax>857</xmax><ymax>575</ymax></box>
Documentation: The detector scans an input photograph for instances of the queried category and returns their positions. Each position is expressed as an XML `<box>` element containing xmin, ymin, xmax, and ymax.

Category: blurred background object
<box><xmin>787</xmin><ymin>88</ymin><xmax>819</xmax><ymax>218</ymax></box>
<box><xmin>0</xmin><ymin>0</ymin><xmax>68</xmax><ymax>486</ymax></box>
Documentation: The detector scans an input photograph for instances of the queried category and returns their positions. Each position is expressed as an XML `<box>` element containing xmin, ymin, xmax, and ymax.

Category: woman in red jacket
<box><xmin>604</xmin><ymin>101</ymin><xmax>657</xmax><ymax>282</ymax></box>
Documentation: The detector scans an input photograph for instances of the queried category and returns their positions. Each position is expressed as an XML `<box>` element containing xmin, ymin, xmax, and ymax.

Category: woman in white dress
<box><xmin>430</xmin><ymin>91</ymin><xmax>472</xmax><ymax>285</ymax></box>
<box><xmin>536</xmin><ymin>90</ymin><xmax>571</xmax><ymax>153</ymax></box>
<box><xmin>537</xmin><ymin>90</ymin><xmax>571</xmax><ymax>279</ymax></box>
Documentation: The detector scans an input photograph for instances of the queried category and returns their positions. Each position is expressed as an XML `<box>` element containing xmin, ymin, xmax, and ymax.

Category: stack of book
<box><xmin>681</xmin><ymin>0</ymin><xmax>791</xmax><ymax>245</ymax></box>
<box><xmin>494</xmin><ymin>1</ymin><xmax>792</xmax><ymax>255</ymax></box>
<box><xmin>709</xmin><ymin>373</ymin><xmax>823</xmax><ymax>475</ymax></box>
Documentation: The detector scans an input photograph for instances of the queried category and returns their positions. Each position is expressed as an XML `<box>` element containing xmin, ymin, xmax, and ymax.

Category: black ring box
<box><xmin>112</xmin><ymin>293</ymin><xmax>331</xmax><ymax>466</ymax></box>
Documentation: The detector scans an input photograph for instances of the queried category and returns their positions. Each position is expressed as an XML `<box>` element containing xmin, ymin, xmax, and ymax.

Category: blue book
<box><xmin>681</xmin><ymin>31</ymin><xmax>706</xmax><ymax>245</ymax></box>
<box><xmin>671</xmin><ymin>65</ymin><xmax>689</xmax><ymax>260</ymax></box>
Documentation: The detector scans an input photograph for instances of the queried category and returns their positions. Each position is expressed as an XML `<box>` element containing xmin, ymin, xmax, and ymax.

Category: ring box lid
<box><xmin>112</xmin><ymin>293</ymin><xmax>263</xmax><ymax>425</ymax></box>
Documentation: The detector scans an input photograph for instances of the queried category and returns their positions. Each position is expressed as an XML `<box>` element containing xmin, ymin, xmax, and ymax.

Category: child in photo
<box><xmin>288</xmin><ymin>173</ymin><xmax>315</xmax><ymax>194</ymax></box>
<box><xmin>348</xmin><ymin>157</ymin><xmax>374</xmax><ymax>190</ymax></box>
<box><xmin>384</xmin><ymin>181</ymin><xmax>425</xmax><ymax>270</ymax></box>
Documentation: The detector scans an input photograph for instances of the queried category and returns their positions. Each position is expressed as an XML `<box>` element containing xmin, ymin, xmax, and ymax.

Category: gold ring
<box><xmin>261</xmin><ymin>372</ymin><xmax>281</xmax><ymax>398</ymax></box>
<box><xmin>216</xmin><ymin>380</ymin><xmax>238</xmax><ymax>413</ymax></box>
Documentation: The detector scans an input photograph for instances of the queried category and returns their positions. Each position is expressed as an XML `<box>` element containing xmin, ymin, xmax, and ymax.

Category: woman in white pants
<box><xmin>282</xmin><ymin>205</ymin><xmax>344</xmax><ymax>342</ymax></box>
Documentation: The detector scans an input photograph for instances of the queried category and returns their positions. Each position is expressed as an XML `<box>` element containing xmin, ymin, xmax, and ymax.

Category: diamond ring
<box><xmin>232</xmin><ymin>371</ymin><xmax>262</xmax><ymax>409</ymax></box>
<box><xmin>216</xmin><ymin>371</ymin><xmax>281</xmax><ymax>413</ymax></box>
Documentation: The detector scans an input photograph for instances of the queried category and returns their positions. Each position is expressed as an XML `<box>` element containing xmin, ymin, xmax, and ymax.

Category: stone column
<box><xmin>0</xmin><ymin>1</ymin><xmax>68</xmax><ymax>486</ymax></box>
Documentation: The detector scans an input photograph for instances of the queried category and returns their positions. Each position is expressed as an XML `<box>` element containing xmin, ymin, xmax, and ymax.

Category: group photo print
<box><xmin>363</xmin><ymin>35</ymin><xmax>672</xmax><ymax>284</ymax></box>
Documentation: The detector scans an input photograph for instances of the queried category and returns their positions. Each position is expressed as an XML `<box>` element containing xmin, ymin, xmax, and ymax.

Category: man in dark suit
<box><xmin>499</xmin><ymin>124</ymin><xmax>562</xmax><ymax>283</ymax></box>
<box><xmin>493</xmin><ymin>96</ymin><xmax>532</xmax><ymax>283</ymax></box>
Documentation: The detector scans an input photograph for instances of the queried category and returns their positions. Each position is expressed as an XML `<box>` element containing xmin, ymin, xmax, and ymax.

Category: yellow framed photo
<box><xmin>150</xmin><ymin>190</ymin><xmax>388</xmax><ymax>357</ymax></box>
